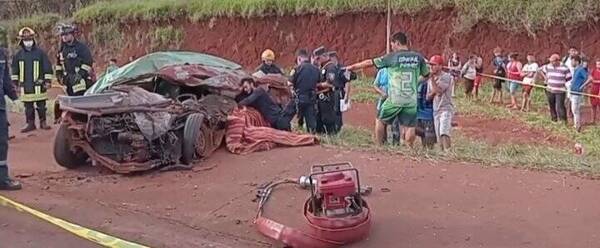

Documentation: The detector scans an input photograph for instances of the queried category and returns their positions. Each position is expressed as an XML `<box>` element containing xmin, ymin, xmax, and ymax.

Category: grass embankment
<box><xmin>72</xmin><ymin>0</ymin><xmax>600</xmax><ymax>32</ymax></box>
<box><xmin>329</xmin><ymin>78</ymin><xmax>600</xmax><ymax>175</ymax></box>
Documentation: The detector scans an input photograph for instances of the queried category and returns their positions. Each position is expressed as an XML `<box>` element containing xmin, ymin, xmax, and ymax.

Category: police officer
<box><xmin>0</xmin><ymin>30</ymin><xmax>22</xmax><ymax>190</ymax></box>
<box><xmin>326</xmin><ymin>52</ymin><xmax>356</xmax><ymax>133</ymax></box>
<box><xmin>55</xmin><ymin>23</ymin><xmax>94</xmax><ymax>96</ymax></box>
<box><xmin>314</xmin><ymin>48</ymin><xmax>338</xmax><ymax>134</ymax></box>
<box><xmin>256</xmin><ymin>49</ymin><xmax>283</xmax><ymax>75</ymax></box>
<box><xmin>11</xmin><ymin>27</ymin><xmax>53</xmax><ymax>133</ymax></box>
<box><xmin>290</xmin><ymin>49</ymin><xmax>320</xmax><ymax>133</ymax></box>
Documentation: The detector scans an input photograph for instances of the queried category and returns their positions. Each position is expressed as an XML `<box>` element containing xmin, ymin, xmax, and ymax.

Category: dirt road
<box><xmin>2</xmin><ymin>112</ymin><xmax>600</xmax><ymax>248</ymax></box>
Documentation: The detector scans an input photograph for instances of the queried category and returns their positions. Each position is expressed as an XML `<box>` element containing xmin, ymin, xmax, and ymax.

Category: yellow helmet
<box><xmin>18</xmin><ymin>27</ymin><xmax>36</xmax><ymax>39</ymax></box>
<box><xmin>261</xmin><ymin>49</ymin><xmax>275</xmax><ymax>61</ymax></box>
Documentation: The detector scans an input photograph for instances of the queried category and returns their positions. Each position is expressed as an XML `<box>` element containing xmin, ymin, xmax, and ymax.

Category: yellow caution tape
<box><xmin>0</xmin><ymin>194</ymin><xmax>150</xmax><ymax>248</ymax></box>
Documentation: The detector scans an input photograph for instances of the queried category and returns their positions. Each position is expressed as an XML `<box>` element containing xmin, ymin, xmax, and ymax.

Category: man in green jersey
<box><xmin>345</xmin><ymin>31</ymin><xmax>430</xmax><ymax>146</ymax></box>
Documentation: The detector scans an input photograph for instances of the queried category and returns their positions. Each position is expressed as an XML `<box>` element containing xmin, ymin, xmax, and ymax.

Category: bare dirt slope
<box><xmin>2</xmin><ymin>113</ymin><xmax>600</xmax><ymax>248</ymax></box>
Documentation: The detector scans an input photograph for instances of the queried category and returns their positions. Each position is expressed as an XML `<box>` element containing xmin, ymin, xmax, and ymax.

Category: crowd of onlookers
<box><xmin>434</xmin><ymin>46</ymin><xmax>599</xmax><ymax>133</ymax></box>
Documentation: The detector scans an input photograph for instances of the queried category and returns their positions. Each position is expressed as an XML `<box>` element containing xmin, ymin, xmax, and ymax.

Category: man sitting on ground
<box><xmin>236</xmin><ymin>79</ymin><xmax>296</xmax><ymax>131</ymax></box>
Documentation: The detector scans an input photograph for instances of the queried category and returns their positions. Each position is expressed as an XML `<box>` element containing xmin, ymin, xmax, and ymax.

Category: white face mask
<box><xmin>23</xmin><ymin>40</ymin><xmax>34</xmax><ymax>48</ymax></box>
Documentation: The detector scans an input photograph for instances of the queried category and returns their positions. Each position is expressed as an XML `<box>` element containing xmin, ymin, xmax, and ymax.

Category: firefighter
<box><xmin>11</xmin><ymin>27</ymin><xmax>53</xmax><ymax>133</ymax></box>
<box><xmin>55</xmin><ymin>23</ymin><xmax>94</xmax><ymax>96</ymax></box>
<box><xmin>315</xmin><ymin>49</ymin><xmax>338</xmax><ymax>134</ymax></box>
<box><xmin>256</xmin><ymin>49</ymin><xmax>283</xmax><ymax>75</ymax></box>
<box><xmin>327</xmin><ymin>51</ymin><xmax>356</xmax><ymax>133</ymax></box>
<box><xmin>0</xmin><ymin>32</ymin><xmax>21</xmax><ymax>190</ymax></box>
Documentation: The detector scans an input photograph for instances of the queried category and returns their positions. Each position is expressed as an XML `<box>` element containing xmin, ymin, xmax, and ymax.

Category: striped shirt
<box><xmin>542</xmin><ymin>64</ymin><xmax>572</xmax><ymax>93</ymax></box>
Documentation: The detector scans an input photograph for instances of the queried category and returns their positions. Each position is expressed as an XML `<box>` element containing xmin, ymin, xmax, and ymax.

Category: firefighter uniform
<box><xmin>55</xmin><ymin>25</ymin><xmax>94</xmax><ymax>96</ymax></box>
<box><xmin>11</xmin><ymin>27</ymin><xmax>53</xmax><ymax>132</ymax></box>
<box><xmin>0</xmin><ymin>47</ymin><xmax>21</xmax><ymax>190</ymax></box>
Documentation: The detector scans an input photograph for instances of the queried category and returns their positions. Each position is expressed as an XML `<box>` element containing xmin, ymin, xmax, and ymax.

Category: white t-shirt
<box><xmin>522</xmin><ymin>63</ymin><xmax>539</xmax><ymax>78</ymax></box>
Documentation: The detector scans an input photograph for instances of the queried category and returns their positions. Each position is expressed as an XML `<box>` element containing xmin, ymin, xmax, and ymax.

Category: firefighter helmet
<box><xmin>261</xmin><ymin>49</ymin><xmax>275</xmax><ymax>61</ymax></box>
<box><xmin>17</xmin><ymin>27</ymin><xmax>36</xmax><ymax>39</ymax></box>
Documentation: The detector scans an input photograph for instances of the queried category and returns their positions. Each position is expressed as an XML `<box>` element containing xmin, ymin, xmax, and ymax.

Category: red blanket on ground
<box><xmin>226</xmin><ymin>108</ymin><xmax>318</xmax><ymax>154</ymax></box>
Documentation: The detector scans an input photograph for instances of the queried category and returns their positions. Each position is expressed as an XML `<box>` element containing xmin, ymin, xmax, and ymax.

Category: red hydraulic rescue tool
<box><xmin>254</xmin><ymin>162</ymin><xmax>372</xmax><ymax>248</ymax></box>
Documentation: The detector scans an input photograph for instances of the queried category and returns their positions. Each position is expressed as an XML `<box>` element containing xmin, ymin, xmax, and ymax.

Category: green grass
<box><xmin>333</xmin><ymin>77</ymin><xmax>600</xmax><ymax>175</ymax></box>
<box><xmin>322</xmin><ymin>125</ymin><xmax>600</xmax><ymax>175</ymax></box>
<box><xmin>71</xmin><ymin>0</ymin><xmax>600</xmax><ymax>33</ymax></box>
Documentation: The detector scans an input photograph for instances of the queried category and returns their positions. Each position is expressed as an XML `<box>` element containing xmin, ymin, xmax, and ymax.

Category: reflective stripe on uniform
<box><xmin>55</xmin><ymin>65</ymin><xmax>63</xmax><ymax>71</ymax></box>
<box><xmin>35</xmin><ymin>85</ymin><xmax>41</xmax><ymax>95</ymax></box>
<box><xmin>44</xmin><ymin>74</ymin><xmax>53</xmax><ymax>80</ymax></box>
<box><xmin>33</xmin><ymin>60</ymin><xmax>40</xmax><ymax>81</ymax></box>
<box><xmin>72</xmin><ymin>79</ymin><xmax>87</xmax><ymax>93</ymax></box>
<box><xmin>81</xmin><ymin>64</ymin><xmax>92</xmax><ymax>72</ymax></box>
<box><xmin>19</xmin><ymin>61</ymin><xmax>24</xmax><ymax>83</ymax></box>
<box><xmin>0</xmin><ymin>160</ymin><xmax>6</xmax><ymax>166</ymax></box>
<box><xmin>21</xmin><ymin>92</ymin><xmax>48</xmax><ymax>102</ymax></box>
<box><xmin>10</xmin><ymin>75</ymin><xmax>18</xmax><ymax>81</ymax></box>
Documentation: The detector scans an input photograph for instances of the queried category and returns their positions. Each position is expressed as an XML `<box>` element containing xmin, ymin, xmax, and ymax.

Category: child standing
<box><xmin>506</xmin><ymin>53</ymin><xmax>523</xmax><ymax>109</ymax></box>
<box><xmin>520</xmin><ymin>54</ymin><xmax>539</xmax><ymax>112</ymax></box>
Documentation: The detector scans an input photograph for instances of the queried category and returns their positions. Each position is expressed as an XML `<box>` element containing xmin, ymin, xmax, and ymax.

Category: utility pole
<box><xmin>386</xmin><ymin>0</ymin><xmax>391</xmax><ymax>54</ymax></box>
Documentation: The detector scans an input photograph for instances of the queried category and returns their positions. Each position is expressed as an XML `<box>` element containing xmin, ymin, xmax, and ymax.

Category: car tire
<box><xmin>54</xmin><ymin>123</ymin><xmax>88</xmax><ymax>169</ymax></box>
<box><xmin>182</xmin><ymin>113</ymin><xmax>206</xmax><ymax>165</ymax></box>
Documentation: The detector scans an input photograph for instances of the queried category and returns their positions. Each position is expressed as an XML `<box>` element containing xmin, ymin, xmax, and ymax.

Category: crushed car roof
<box><xmin>87</xmin><ymin>51</ymin><xmax>243</xmax><ymax>94</ymax></box>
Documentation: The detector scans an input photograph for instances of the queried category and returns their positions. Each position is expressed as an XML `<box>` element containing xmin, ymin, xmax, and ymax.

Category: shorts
<box><xmin>474</xmin><ymin>75</ymin><xmax>482</xmax><ymax>88</ymax></box>
<box><xmin>522</xmin><ymin>77</ymin><xmax>535</xmax><ymax>94</ymax></box>
<box><xmin>509</xmin><ymin>81</ymin><xmax>520</xmax><ymax>95</ymax></box>
<box><xmin>378</xmin><ymin>100</ymin><xmax>417</xmax><ymax>127</ymax></box>
<box><xmin>434</xmin><ymin>110</ymin><xmax>453</xmax><ymax>139</ymax></box>
<box><xmin>494</xmin><ymin>71</ymin><xmax>505</xmax><ymax>90</ymax></box>
<box><xmin>464</xmin><ymin>78</ymin><xmax>474</xmax><ymax>94</ymax></box>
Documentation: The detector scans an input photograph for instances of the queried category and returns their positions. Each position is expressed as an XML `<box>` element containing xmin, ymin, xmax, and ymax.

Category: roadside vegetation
<box><xmin>337</xmin><ymin>78</ymin><xmax>600</xmax><ymax>175</ymax></box>
<box><xmin>73</xmin><ymin>0</ymin><xmax>600</xmax><ymax>33</ymax></box>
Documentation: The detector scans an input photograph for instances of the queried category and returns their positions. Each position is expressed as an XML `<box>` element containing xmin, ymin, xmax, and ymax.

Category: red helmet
<box><xmin>429</xmin><ymin>55</ymin><xmax>444</xmax><ymax>66</ymax></box>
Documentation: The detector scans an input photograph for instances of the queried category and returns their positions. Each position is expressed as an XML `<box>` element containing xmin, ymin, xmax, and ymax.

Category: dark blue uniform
<box><xmin>316</xmin><ymin>61</ymin><xmax>341</xmax><ymax>134</ymax></box>
<box><xmin>238</xmin><ymin>87</ymin><xmax>296</xmax><ymax>131</ymax></box>
<box><xmin>290</xmin><ymin>61</ymin><xmax>320</xmax><ymax>133</ymax></box>
<box><xmin>416</xmin><ymin>80</ymin><xmax>436</xmax><ymax>148</ymax></box>
<box><xmin>0</xmin><ymin>48</ymin><xmax>20</xmax><ymax>189</ymax></box>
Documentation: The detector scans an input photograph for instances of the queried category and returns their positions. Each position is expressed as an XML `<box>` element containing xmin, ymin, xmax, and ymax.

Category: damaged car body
<box><xmin>53</xmin><ymin>51</ymin><xmax>290</xmax><ymax>173</ymax></box>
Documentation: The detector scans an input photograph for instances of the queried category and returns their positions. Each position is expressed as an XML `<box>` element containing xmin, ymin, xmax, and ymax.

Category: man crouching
<box><xmin>236</xmin><ymin>79</ymin><xmax>296</xmax><ymax>131</ymax></box>
<box><xmin>427</xmin><ymin>55</ymin><xmax>454</xmax><ymax>150</ymax></box>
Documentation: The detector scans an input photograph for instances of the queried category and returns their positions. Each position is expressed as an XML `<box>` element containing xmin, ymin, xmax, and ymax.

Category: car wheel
<box><xmin>53</xmin><ymin>123</ymin><xmax>88</xmax><ymax>169</ymax></box>
<box><xmin>182</xmin><ymin>113</ymin><xmax>207</xmax><ymax>165</ymax></box>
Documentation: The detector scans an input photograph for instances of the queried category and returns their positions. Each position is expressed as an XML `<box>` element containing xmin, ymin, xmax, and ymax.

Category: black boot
<box><xmin>0</xmin><ymin>166</ymin><xmax>22</xmax><ymax>191</ymax></box>
<box><xmin>20</xmin><ymin>122</ymin><xmax>36</xmax><ymax>133</ymax></box>
<box><xmin>40</xmin><ymin>120</ymin><xmax>51</xmax><ymax>130</ymax></box>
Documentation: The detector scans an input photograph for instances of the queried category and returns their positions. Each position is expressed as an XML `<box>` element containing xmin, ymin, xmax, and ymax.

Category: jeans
<box><xmin>546</xmin><ymin>91</ymin><xmax>567</xmax><ymax>122</ymax></box>
<box><xmin>570</xmin><ymin>94</ymin><xmax>583</xmax><ymax>128</ymax></box>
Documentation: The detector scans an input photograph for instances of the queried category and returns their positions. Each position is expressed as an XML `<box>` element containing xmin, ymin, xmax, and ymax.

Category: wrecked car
<box><xmin>53</xmin><ymin>51</ymin><xmax>290</xmax><ymax>173</ymax></box>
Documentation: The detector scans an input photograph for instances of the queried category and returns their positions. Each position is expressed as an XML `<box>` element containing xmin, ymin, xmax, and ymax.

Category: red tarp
<box><xmin>226</xmin><ymin>108</ymin><xmax>318</xmax><ymax>154</ymax></box>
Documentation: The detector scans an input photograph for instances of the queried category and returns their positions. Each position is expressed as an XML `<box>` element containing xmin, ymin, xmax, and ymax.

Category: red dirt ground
<box><xmin>2</xmin><ymin>109</ymin><xmax>600</xmax><ymax>248</ymax></box>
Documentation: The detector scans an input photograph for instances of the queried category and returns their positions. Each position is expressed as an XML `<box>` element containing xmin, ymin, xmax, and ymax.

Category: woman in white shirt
<box><xmin>461</xmin><ymin>55</ymin><xmax>478</xmax><ymax>100</ymax></box>
<box><xmin>520</xmin><ymin>54</ymin><xmax>539</xmax><ymax>112</ymax></box>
